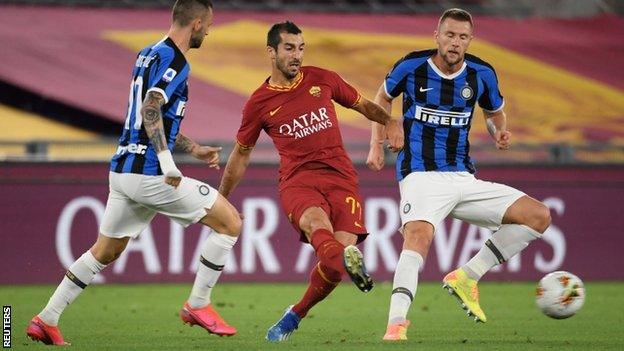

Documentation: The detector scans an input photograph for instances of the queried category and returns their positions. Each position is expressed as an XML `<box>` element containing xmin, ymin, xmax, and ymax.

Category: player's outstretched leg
<box><xmin>343</xmin><ymin>245</ymin><xmax>374</xmax><ymax>292</ymax></box>
<box><xmin>27</xmin><ymin>236</ymin><xmax>121</xmax><ymax>345</ymax></box>
<box><xmin>266</xmin><ymin>306</ymin><xmax>301</xmax><ymax>342</ymax></box>
<box><xmin>444</xmin><ymin>196</ymin><xmax>549</xmax><ymax>323</ymax></box>
<box><xmin>444</xmin><ymin>223</ymin><xmax>545</xmax><ymax>323</ymax></box>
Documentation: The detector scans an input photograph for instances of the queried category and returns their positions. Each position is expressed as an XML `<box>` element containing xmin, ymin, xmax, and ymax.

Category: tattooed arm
<box><xmin>141</xmin><ymin>91</ymin><xmax>182</xmax><ymax>187</ymax></box>
<box><xmin>175</xmin><ymin>133</ymin><xmax>197</xmax><ymax>154</ymax></box>
<box><xmin>141</xmin><ymin>91</ymin><xmax>168</xmax><ymax>153</ymax></box>
<box><xmin>175</xmin><ymin>133</ymin><xmax>222</xmax><ymax>169</ymax></box>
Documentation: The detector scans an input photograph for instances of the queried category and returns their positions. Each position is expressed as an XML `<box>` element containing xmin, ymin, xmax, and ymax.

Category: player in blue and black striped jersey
<box><xmin>109</xmin><ymin>34</ymin><xmax>192</xmax><ymax>175</ymax></box>
<box><xmin>367</xmin><ymin>9</ymin><xmax>552</xmax><ymax>340</ymax></box>
<box><xmin>383</xmin><ymin>46</ymin><xmax>504</xmax><ymax>176</ymax></box>
<box><xmin>27</xmin><ymin>1</ymin><xmax>243</xmax><ymax>345</ymax></box>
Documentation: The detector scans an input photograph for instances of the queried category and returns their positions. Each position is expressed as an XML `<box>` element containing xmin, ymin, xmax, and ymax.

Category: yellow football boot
<box><xmin>442</xmin><ymin>268</ymin><xmax>487</xmax><ymax>323</ymax></box>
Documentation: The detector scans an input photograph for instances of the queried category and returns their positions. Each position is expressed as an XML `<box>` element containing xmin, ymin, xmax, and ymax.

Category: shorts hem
<box><xmin>99</xmin><ymin>227</ymin><xmax>141</xmax><ymax>239</ymax></box>
<box><xmin>491</xmin><ymin>192</ymin><xmax>527</xmax><ymax>230</ymax></box>
<box><xmin>186</xmin><ymin>192</ymin><xmax>219</xmax><ymax>226</ymax></box>
<box><xmin>399</xmin><ymin>217</ymin><xmax>437</xmax><ymax>233</ymax></box>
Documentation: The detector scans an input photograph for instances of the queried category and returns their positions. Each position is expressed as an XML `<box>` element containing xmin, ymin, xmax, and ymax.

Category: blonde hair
<box><xmin>438</xmin><ymin>8</ymin><xmax>474</xmax><ymax>29</ymax></box>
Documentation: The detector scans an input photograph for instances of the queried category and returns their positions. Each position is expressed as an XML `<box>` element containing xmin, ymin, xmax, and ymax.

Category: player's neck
<box><xmin>268</xmin><ymin>70</ymin><xmax>301</xmax><ymax>88</ymax></box>
<box><xmin>166</xmin><ymin>27</ymin><xmax>191</xmax><ymax>54</ymax></box>
<box><xmin>431</xmin><ymin>53</ymin><xmax>463</xmax><ymax>76</ymax></box>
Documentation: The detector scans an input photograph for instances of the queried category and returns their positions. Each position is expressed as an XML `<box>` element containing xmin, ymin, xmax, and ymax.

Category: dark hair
<box><xmin>172</xmin><ymin>0</ymin><xmax>213</xmax><ymax>26</ymax></box>
<box><xmin>438</xmin><ymin>8</ymin><xmax>473</xmax><ymax>29</ymax></box>
<box><xmin>267</xmin><ymin>21</ymin><xmax>302</xmax><ymax>50</ymax></box>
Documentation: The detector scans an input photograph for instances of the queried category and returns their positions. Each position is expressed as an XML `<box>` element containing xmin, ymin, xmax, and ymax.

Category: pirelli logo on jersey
<box><xmin>414</xmin><ymin>106</ymin><xmax>471</xmax><ymax>127</ymax></box>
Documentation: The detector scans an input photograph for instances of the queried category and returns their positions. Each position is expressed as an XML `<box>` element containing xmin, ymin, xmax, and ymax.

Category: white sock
<box><xmin>39</xmin><ymin>250</ymin><xmax>106</xmax><ymax>326</ymax></box>
<box><xmin>188</xmin><ymin>232</ymin><xmax>238</xmax><ymax>309</ymax></box>
<box><xmin>463</xmin><ymin>224</ymin><xmax>541</xmax><ymax>281</ymax></box>
<box><xmin>388</xmin><ymin>250</ymin><xmax>423</xmax><ymax>324</ymax></box>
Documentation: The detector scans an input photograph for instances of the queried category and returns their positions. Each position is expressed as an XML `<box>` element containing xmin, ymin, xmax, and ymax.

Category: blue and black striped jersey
<box><xmin>384</xmin><ymin>49</ymin><xmax>504</xmax><ymax>180</ymax></box>
<box><xmin>110</xmin><ymin>37</ymin><xmax>190</xmax><ymax>175</ymax></box>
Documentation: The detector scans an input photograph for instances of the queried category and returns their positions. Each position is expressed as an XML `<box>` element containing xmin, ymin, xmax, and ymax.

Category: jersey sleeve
<box><xmin>478</xmin><ymin>68</ymin><xmax>505</xmax><ymax>112</ymax></box>
<box><xmin>327</xmin><ymin>70</ymin><xmax>361</xmax><ymax>108</ymax></box>
<box><xmin>384</xmin><ymin>58</ymin><xmax>411</xmax><ymax>99</ymax></box>
<box><xmin>146</xmin><ymin>48</ymin><xmax>189</xmax><ymax>104</ymax></box>
<box><xmin>236</xmin><ymin>98</ymin><xmax>263</xmax><ymax>149</ymax></box>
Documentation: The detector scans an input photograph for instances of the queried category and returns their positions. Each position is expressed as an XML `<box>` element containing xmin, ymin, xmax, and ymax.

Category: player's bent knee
<box><xmin>402</xmin><ymin>221</ymin><xmax>434</xmax><ymax>253</ymax></box>
<box><xmin>403</xmin><ymin>230</ymin><xmax>433</xmax><ymax>247</ymax></box>
<box><xmin>299</xmin><ymin>208</ymin><xmax>332</xmax><ymax>234</ymax></box>
<box><xmin>531</xmin><ymin>203</ymin><xmax>552</xmax><ymax>234</ymax></box>
<box><xmin>308</xmin><ymin>219</ymin><xmax>331</xmax><ymax>233</ymax></box>
<box><xmin>99</xmin><ymin>247</ymin><xmax>124</xmax><ymax>265</ymax></box>
<box><xmin>223</xmin><ymin>210</ymin><xmax>242</xmax><ymax>236</ymax></box>
<box><xmin>218</xmin><ymin>204</ymin><xmax>242</xmax><ymax>236</ymax></box>
<box><xmin>91</xmin><ymin>239</ymin><xmax>127</xmax><ymax>265</ymax></box>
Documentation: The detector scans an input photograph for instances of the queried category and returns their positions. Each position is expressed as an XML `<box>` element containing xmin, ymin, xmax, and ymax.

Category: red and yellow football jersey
<box><xmin>236</xmin><ymin>66</ymin><xmax>361</xmax><ymax>184</ymax></box>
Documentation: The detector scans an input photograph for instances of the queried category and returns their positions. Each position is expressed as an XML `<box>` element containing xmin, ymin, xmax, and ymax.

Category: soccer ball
<box><xmin>535</xmin><ymin>271</ymin><xmax>585</xmax><ymax>319</ymax></box>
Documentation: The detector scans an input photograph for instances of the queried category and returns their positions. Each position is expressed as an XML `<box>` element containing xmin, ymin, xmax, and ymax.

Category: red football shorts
<box><xmin>279</xmin><ymin>168</ymin><xmax>368</xmax><ymax>243</ymax></box>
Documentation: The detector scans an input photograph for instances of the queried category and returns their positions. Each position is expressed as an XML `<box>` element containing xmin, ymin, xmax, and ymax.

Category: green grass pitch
<box><xmin>2</xmin><ymin>282</ymin><xmax>622</xmax><ymax>350</ymax></box>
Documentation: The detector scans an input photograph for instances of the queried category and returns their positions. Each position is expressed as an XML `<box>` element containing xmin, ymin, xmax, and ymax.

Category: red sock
<box><xmin>310</xmin><ymin>229</ymin><xmax>346</xmax><ymax>274</ymax></box>
<box><xmin>292</xmin><ymin>263</ymin><xmax>342</xmax><ymax>318</ymax></box>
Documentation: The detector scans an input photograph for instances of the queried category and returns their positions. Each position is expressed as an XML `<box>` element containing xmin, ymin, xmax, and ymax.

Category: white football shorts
<box><xmin>100</xmin><ymin>172</ymin><xmax>219</xmax><ymax>238</ymax></box>
<box><xmin>398</xmin><ymin>171</ymin><xmax>525</xmax><ymax>233</ymax></box>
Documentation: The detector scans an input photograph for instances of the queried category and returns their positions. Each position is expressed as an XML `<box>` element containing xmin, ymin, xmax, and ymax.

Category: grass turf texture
<box><xmin>2</xmin><ymin>282</ymin><xmax>622</xmax><ymax>350</ymax></box>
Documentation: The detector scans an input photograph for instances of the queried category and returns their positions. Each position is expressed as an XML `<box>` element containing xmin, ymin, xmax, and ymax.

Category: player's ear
<box><xmin>267</xmin><ymin>45</ymin><xmax>276</xmax><ymax>59</ymax></box>
<box><xmin>192</xmin><ymin>17</ymin><xmax>202</xmax><ymax>31</ymax></box>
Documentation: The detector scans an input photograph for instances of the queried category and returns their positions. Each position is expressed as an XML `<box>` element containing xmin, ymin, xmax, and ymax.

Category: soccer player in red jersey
<box><xmin>218</xmin><ymin>21</ymin><xmax>403</xmax><ymax>341</ymax></box>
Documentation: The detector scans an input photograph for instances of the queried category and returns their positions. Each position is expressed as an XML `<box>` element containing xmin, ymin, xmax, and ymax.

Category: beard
<box><xmin>442</xmin><ymin>50</ymin><xmax>463</xmax><ymax>66</ymax></box>
<box><xmin>276</xmin><ymin>58</ymin><xmax>300</xmax><ymax>79</ymax></box>
<box><xmin>189</xmin><ymin>32</ymin><xmax>204</xmax><ymax>49</ymax></box>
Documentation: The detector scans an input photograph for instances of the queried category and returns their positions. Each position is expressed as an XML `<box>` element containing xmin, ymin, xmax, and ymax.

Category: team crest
<box><xmin>309</xmin><ymin>86</ymin><xmax>321</xmax><ymax>97</ymax></box>
<box><xmin>460</xmin><ymin>85</ymin><xmax>473</xmax><ymax>100</ymax></box>
<box><xmin>403</xmin><ymin>203</ymin><xmax>411</xmax><ymax>214</ymax></box>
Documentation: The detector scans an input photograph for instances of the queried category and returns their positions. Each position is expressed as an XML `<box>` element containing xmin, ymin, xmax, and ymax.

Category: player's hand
<box><xmin>165</xmin><ymin>175</ymin><xmax>182</xmax><ymax>188</ymax></box>
<box><xmin>192</xmin><ymin>146</ymin><xmax>222</xmax><ymax>169</ymax></box>
<box><xmin>366</xmin><ymin>143</ymin><xmax>385</xmax><ymax>171</ymax></box>
<box><xmin>385</xmin><ymin>119</ymin><xmax>404</xmax><ymax>153</ymax></box>
<box><xmin>494</xmin><ymin>130</ymin><xmax>512</xmax><ymax>150</ymax></box>
<box><xmin>157</xmin><ymin>150</ymin><xmax>183</xmax><ymax>188</ymax></box>
<box><xmin>164</xmin><ymin>167</ymin><xmax>182</xmax><ymax>188</ymax></box>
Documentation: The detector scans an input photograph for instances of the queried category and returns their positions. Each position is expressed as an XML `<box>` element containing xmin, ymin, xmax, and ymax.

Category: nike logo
<box><xmin>354</xmin><ymin>221</ymin><xmax>363</xmax><ymax>228</ymax></box>
<box><xmin>269</xmin><ymin>106</ymin><xmax>282</xmax><ymax>116</ymax></box>
<box><xmin>419</xmin><ymin>87</ymin><xmax>434</xmax><ymax>92</ymax></box>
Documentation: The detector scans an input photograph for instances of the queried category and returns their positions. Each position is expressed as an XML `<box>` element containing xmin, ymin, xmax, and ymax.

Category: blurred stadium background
<box><xmin>1</xmin><ymin>0</ymin><xmax>623</xmax><ymax>349</ymax></box>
